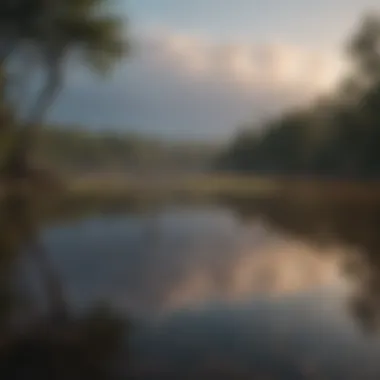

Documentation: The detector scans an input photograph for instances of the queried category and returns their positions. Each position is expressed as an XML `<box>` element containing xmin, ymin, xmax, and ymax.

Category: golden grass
<box><xmin>3</xmin><ymin>172</ymin><xmax>380</xmax><ymax>204</ymax></box>
<box><xmin>65</xmin><ymin>174</ymin><xmax>380</xmax><ymax>203</ymax></box>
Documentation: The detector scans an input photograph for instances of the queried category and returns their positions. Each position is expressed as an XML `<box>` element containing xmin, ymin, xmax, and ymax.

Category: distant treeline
<box><xmin>40</xmin><ymin>127</ymin><xmax>219</xmax><ymax>174</ymax></box>
<box><xmin>0</xmin><ymin>126</ymin><xmax>219</xmax><ymax>175</ymax></box>
<box><xmin>219</xmin><ymin>14</ymin><xmax>380</xmax><ymax>179</ymax></box>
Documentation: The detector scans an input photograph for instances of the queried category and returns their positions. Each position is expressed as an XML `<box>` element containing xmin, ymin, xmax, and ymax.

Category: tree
<box><xmin>219</xmin><ymin>13</ymin><xmax>380</xmax><ymax>179</ymax></box>
<box><xmin>0</xmin><ymin>0</ymin><xmax>129</xmax><ymax>177</ymax></box>
<box><xmin>347</xmin><ymin>13</ymin><xmax>380</xmax><ymax>85</ymax></box>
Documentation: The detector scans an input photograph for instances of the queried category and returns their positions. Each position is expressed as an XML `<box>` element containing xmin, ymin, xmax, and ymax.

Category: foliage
<box><xmin>220</xmin><ymin>13</ymin><xmax>380</xmax><ymax>179</ymax></box>
<box><xmin>0</xmin><ymin>0</ymin><xmax>129</xmax><ymax>176</ymax></box>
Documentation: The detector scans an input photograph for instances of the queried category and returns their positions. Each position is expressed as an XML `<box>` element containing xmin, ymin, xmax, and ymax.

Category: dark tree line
<box><xmin>220</xmin><ymin>14</ymin><xmax>380</xmax><ymax>179</ymax></box>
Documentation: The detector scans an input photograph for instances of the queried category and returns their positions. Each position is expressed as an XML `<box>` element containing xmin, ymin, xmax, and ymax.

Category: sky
<box><xmin>49</xmin><ymin>0</ymin><xmax>380</xmax><ymax>141</ymax></box>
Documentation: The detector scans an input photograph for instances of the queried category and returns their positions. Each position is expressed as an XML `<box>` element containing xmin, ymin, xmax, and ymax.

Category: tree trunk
<box><xmin>1</xmin><ymin>193</ymin><xmax>69</xmax><ymax>323</ymax></box>
<box><xmin>28</xmin><ymin>237</ymin><xmax>69</xmax><ymax>323</ymax></box>
<box><xmin>4</xmin><ymin>61</ymin><xmax>61</xmax><ymax>179</ymax></box>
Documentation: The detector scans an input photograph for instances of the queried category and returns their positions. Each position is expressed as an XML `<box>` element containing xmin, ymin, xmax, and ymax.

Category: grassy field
<box><xmin>67</xmin><ymin>174</ymin><xmax>277</xmax><ymax>198</ymax></box>
<box><xmin>65</xmin><ymin>174</ymin><xmax>380</xmax><ymax>203</ymax></box>
<box><xmin>3</xmin><ymin>173</ymin><xmax>380</xmax><ymax>203</ymax></box>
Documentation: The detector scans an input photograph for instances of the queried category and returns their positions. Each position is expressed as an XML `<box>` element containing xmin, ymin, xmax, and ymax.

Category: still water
<box><xmin>3</xmin><ymin>195</ymin><xmax>380</xmax><ymax>379</ymax></box>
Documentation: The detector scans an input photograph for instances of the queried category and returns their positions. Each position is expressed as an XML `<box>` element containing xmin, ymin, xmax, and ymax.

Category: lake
<box><xmin>3</xmin><ymin>194</ymin><xmax>380</xmax><ymax>379</ymax></box>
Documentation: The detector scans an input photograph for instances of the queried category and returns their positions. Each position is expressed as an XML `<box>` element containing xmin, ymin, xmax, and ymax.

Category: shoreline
<box><xmin>2</xmin><ymin>174</ymin><xmax>380</xmax><ymax>202</ymax></box>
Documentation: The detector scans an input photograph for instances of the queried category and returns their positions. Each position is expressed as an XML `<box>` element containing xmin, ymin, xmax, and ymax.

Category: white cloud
<box><xmin>52</xmin><ymin>30</ymin><xmax>346</xmax><ymax>139</ymax></box>
<box><xmin>138</xmin><ymin>30</ymin><xmax>344</xmax><ymax>91</ymax></box>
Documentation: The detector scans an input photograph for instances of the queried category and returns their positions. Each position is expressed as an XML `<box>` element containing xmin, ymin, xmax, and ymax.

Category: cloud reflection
<box><xmin>44</xmin><ymin>207</ymin><xmax>350</xmax><ymax>317</ymax></box>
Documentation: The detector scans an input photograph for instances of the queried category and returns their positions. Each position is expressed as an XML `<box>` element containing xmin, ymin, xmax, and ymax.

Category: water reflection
<box><xmin>3</xmin><ymin>193</ymin><xmax>380</xmax><ymax>378</ymax></box>
<box><xmin>0</xmin><ymin>194</ymin><xmax>130</xmax><ymax>379</ymax></box>
<box><xmin>43</xmin><ymin>205</ymin><xmax>350</xmax><ymax>317</ymax></box>
<box><xmin>221</xmin><ymin>195</ymin><xmax>380</xmax><ymax>334</ymax></box>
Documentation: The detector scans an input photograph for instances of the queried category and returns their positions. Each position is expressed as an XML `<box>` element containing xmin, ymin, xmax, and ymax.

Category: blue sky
<box><xmin>50</xmin><ymin>0</ymin><xmax>380</xmax><ymax>141</ymax></box>
<box><xmin>127</xmin><ymin>0</ymin><xmax>378</xmax><ymax>48</ymax></box>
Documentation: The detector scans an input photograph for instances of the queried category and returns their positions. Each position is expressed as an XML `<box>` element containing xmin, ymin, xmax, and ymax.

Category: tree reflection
<box><xmin>221</xmin><ymin>194</ymin><xmax>380</xmax><ymax>334</ymax></box>
<box><xmin>0</xmin><ymin>192</ymin><xmax>131</xmax><ymax>379</ymax></box>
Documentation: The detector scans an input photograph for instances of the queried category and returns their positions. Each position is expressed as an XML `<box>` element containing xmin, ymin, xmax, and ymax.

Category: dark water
<box><xmin>3</xmin><ymin>195</ymin><xmax>380</xmax><ymax>379</ymax></box>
